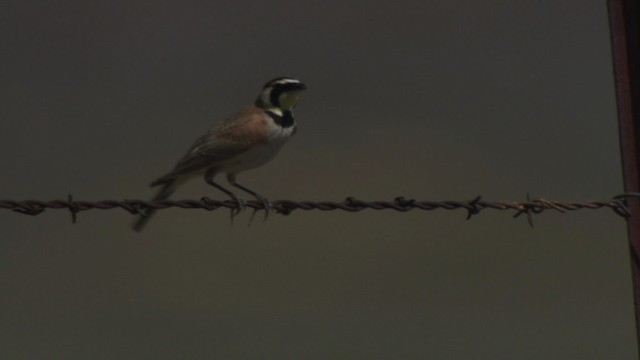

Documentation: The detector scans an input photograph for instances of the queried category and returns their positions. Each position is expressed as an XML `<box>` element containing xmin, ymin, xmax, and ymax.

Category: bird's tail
<box><xmin>132</xmin><ymin>179</ymin><xmax>179</xmax><ymax>232</ymax></box>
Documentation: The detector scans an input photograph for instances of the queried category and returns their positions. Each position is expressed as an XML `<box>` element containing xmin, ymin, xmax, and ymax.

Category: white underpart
<box><xmin>221</xmin><ymin>118</ymin><xmax>295</xmax><ymax>175</ymax></box>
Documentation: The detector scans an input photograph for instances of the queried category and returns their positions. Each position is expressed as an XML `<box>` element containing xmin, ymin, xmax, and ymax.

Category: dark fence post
<box><xmin>607</xmin><ymin>0</ymin><xmax>640</xmax><ymax>354</ymax></box>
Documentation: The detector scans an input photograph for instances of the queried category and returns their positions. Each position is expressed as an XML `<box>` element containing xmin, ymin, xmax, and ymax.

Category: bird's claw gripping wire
<box><xmin>248</xmin><ymin>196</ymin><xmax>272</xmax><ymax>225</ymax></box>
<box><xmin>229</xmin><ymin>194</ymin><xmax>247</xmax><ymax>223</ymax></box>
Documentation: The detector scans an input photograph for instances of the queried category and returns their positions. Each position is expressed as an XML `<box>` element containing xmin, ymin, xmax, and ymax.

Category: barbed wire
<box><xmin>1</xmin><ymin>193</ymin><xmax>638</xmax><ymax>226</ymax></box>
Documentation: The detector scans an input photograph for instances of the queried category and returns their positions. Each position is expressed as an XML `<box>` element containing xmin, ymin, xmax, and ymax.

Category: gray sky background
<box><xmin>0</xmin><ymin>0</ymin><xmax>634</xmax><ymax>358</ymax></box>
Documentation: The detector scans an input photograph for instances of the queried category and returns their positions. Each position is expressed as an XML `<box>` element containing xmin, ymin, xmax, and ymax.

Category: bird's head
<box><xmin>256</xmin><ymin>77</ymin><xmax>307</xmax><ymax>114</ymax></box>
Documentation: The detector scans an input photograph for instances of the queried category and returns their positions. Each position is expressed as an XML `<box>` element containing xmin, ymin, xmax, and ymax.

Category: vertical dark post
<box><xmin>608</xmin><ymin>0</ymin><xmax>640</xmax><ymax>352</ymax></box>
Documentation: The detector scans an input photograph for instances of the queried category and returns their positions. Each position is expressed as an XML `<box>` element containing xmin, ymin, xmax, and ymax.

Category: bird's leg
<box><xmin>205</xmin><ymin>168</ymin><xmax>246</xmax><ymax>217</ymax></box>
<box><xmin>227</xmin><ymin>173</ymin><xmax>272</xmax><ymax>222</ymax></box>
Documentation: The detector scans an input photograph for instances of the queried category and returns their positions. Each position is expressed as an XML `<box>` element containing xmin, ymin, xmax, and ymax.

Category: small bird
<box><xmin>133</xmin><ymin>77</ymin><xmax>307</xmax><ymax>232</ymax></box>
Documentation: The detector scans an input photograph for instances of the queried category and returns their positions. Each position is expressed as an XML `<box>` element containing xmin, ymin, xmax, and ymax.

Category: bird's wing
<box><xmin>150</xmin><ymin>106</ymin><xmax>270</xmax><ymax>186</ymax></box>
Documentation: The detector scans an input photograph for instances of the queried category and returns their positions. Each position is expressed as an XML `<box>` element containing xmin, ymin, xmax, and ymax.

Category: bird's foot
<box><xmin>248</xmin><ymin>196</ymin><xmax>272</xmax><ymax>225</ymax></box>
<box><xmin>229</xmin><ymin>194</ymin><xmax>246</xmax><ymax>224</ymax></box>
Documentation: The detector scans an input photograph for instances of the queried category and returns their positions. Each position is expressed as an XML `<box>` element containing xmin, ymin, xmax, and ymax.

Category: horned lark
<box><xmin>133</xmin><ymin>77</ymin><xmax>306</xmax><ymax>232</ymax></box>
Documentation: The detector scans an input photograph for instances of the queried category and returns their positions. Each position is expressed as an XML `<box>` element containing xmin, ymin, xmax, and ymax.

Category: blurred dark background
<box><xmin>0</xmin><ymin>0</ymin><xmax>634</xmax><ymax>358</ymax></box>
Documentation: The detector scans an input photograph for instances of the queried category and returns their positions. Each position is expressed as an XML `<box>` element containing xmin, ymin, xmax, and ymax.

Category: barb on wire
<box><xmin>0</xmin><ymin>193</ymin><xmax>637</xmax><ymax>226</ymax></box>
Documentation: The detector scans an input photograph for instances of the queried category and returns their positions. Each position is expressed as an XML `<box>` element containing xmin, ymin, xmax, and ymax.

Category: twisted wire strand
<box><xmin>0</xmin><ymin>193</ymin><xmax>637</xmax><ymax>226</ymax></box>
